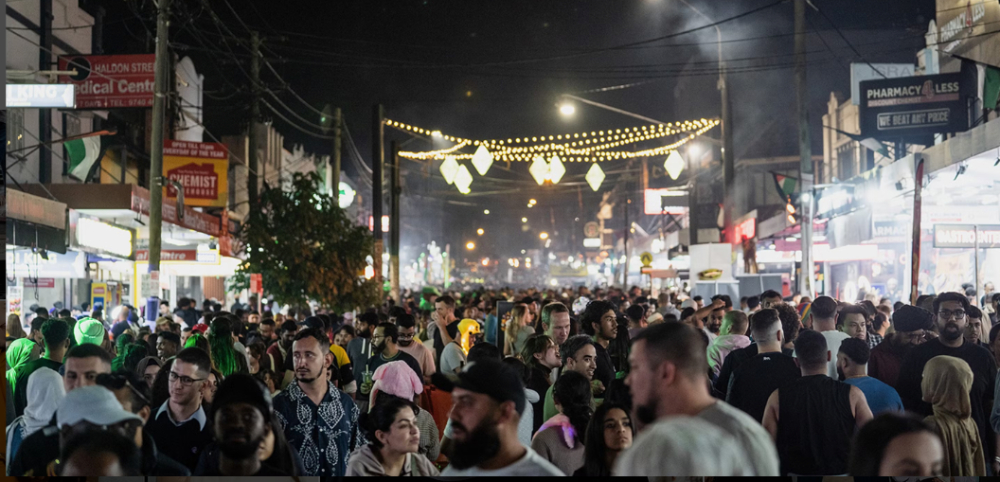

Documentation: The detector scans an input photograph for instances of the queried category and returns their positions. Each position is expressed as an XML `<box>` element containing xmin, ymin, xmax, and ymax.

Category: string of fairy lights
<box><xmin>382</xmin><ymin>116</ymin><xmax>720</xmax><ymax>193</ymax></box>
<box><xmin>387</xmin><ymin>118</ymin><xmax>718</xmax><ymax>162</ymax></box>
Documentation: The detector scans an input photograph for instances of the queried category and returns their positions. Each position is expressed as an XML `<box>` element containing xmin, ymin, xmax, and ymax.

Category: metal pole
<box><xmin>794</xmin><ymin>0</ymin><xmax>814</xmax><ymax>298</ymax></box>
<box><xmin>974</xmin><ymin>224</ymin><xmax>980</xmax><ymax>304</ymax></box>
<box><xmin>332</xmin><ymin>107</ymin><xmax>343</xmax><ymax>202</ymax></box>
<box><xmin>390</xmin><ymin>141</ymin><xmax>401</xmax><ymax>304</ymax></box>
<box><xmin>39</xmin><ymin>0</ymin><xmax>52</xmax><ymax>184</ymax></box>
<box><xmin>909</xmin><ymin>157</ymin><xmax>925</xmax><ymax>304</ymax></box>
<box><xmin>372</xmin><ymin>104</ymin><xmax>385</xmax><ymax>287</ymax></box>
<box><xmin>248</xmin><ymin>31</ymin><xmax>261</xmax><ymax>209</ymax></box>
<box><xmin>624</xmin><ymin>181</ymin><xmax>630</xmax><ymax>287</ymax></box>
<box><xmin>148</xmin><ymin>0</ymin><xmax>172</xmax><ymax>274</ymax></box>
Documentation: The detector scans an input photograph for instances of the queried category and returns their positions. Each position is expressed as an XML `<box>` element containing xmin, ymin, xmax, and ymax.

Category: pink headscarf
<box><xmin>369</xmin><ymin>360</ymin><xmax>423</xmax><ymax>410</ymax></box>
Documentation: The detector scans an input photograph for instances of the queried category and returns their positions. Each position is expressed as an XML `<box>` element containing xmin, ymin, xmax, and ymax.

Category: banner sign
<box><xmin>6</xmin><ymin>84</ymin><xmax>75</xmax><ymax>108</ymax></box>
<box><xmin>933</xmin><ymin>224</ymin><xmax>1000</xmax><ymax>249</ymax></box>
<box><xmin>859</xmin><ymin>72</ymin><xmax>974</xmax><ymax>139</ymax></box>
<box><xmin>58</xmin><ymin>55</ymin><xmax>156</xmax><ymax>108</ymax></box>
<box><xmin>850</xmin><ymin>63</ymin><xmax>916</xmax><ymax>105</ymax></box>
<box><xmin>163</xmin><ymin>140</ymin><xmax>229</xmax><ymax>207</ymax></box>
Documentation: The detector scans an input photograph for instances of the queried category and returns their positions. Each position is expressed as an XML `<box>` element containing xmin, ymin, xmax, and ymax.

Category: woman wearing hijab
<box><xmin>5</xmin><ymin>367</ymin><xmax>66</xmax><ymax>474</ymax></box>
<box><xmin>135</xmin><ymin>356</ymin><xmax>163</xmax><ymax>388</ymax></box>
<box><xmin>5</xmin><ymin>339</ymin><xmax>39</xmax><ymax>399</ymax></box>
<box><xmin>921</xmin><ymin>355</ymin><xmax>986</xmax><ymax>476</ymax></box>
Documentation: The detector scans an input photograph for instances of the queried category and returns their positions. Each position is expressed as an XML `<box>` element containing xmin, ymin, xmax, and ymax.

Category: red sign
<box><xmin>58</xmin><ymin>54</ymin><xmax>156</xmax><ymax>108</ymax></box>
<box><xmin>735</xmin><ymin>218</ymin><xmax>756</xmax><ymax>241</ymax></box>
<box><xmin>250</xmin><ymin>274</ymin><xmax>263</xmax><ymax>294</ymax></box>
<box><xmin>23</xmin><ymin>278</ymin><xmax>56</xmax><ymax>289</ymax></box>
<box><xmin>166</xmin><ymin>163</ymin><xmax>220</xmax><ymax>200</ymax></box>
<box><xmin>135</xmin><ymin>249</ymin><xmax>198</xmax><ymax>262</ymax></box>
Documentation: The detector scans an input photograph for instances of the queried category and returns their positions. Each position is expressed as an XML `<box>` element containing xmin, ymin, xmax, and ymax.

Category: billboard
<box><xmin>163</xmin><ymin>140</ymin><xmax>229</xmax><ymax>208</ymax></box>
<box><xmin>58</xmin><ymin>54</ymin><xmax>156</xmax><ymax>108</ymax></box>
<box><xmin>858</xmin><ymin>72</ymin><xmax>974</xmax><ymax>139</ymax></box>
<box><xmin>933</xmin><ymin>224</ymin><xmax>1000</xmax><ymax>249</ymax></box>
<box><xmin>6</xmin><ymin>84</ymin><xmax>75</xmax><ymax>108</ymax></box>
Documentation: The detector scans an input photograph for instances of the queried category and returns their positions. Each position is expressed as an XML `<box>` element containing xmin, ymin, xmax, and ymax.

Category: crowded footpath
<box><xmin>3</xmin><ymin>284</ymin><xmax>1000</xmax><ymax>477</ymax></box>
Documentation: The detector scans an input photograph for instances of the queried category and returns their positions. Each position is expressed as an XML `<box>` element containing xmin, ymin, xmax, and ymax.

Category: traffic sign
<box><xmin>584</xmin><ymin>222</ymin><xmax>600</xmax><ymax>238</ymax></box>
<box><xmin>640</xmin><ymin>252</ymin><xmax>653</xmax><ymax>267</ymax></box>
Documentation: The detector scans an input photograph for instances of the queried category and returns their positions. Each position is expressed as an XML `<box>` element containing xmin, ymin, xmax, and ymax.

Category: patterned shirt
<box><xmin>868</xmin><ymin>332</ymin><xmax>883</xmax><ymax>350</ymax></box>
<box><xmin>272</xmin><ymin>380</ymin><xmax>366</xmax><ymax>477</ymax></box>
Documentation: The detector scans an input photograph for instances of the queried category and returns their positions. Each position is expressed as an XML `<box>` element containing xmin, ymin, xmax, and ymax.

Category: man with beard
<box><xmin>966</xmin><ymin>306</ymin><xmax>988</xmax><ymax>348</ymax></box>
<box><xmin>272</xmin><ymin>328</ymin><xmax>364</xmax><ymax>477</ymax></box>
<box><xmin>433</xmin><ymin>358</ymin><xmax>563</xmax><ymax>476</ymax></box>
<box><xmin>869</xmin><ymin>305</ymin><xmax>933</xmax><ymax>389</ymax></box>
<box><xmin>360</xmin><ymin>323</ymin><xmax>422</xmax><ymax>395</ymax></box>
<box><xmin>145</xmin><ymin>347</ymin><xmax>214</xmax><ymax>471</ymax></box>
<box><xmin>347</xmin><ymin>312</ymin><xmax>379</xmax><ymax>396</ymax></box>
<box><xmin>626</xmin><ymin>322</ymin><xmax>779</xmax><ymax>475</ymax></box>
<box><xmin>266</xmin><ymin>320</ymin><xmax>298</xmax><ymax>389</ymax></box>
<box><xmin>898</xmin><ymin>292</ymin><xmax>999</xmax><ymax>473</ymax></box>
<box><xmin>395</xmin><ymin>314</ymin><xmax>436</xmax><ymax>383</ymax></box>
<box><xmin>199</xmin><ymin>373</ymin><xmax>288</xmax><ymax>476</ymax></box>
<box><xmin>581</xmin><ymin>300</ymin><xmax>618</xmax><ymax>396</ymax></box>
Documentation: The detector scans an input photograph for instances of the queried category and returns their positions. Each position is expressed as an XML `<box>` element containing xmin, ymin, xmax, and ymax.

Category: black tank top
<box><xmin>777</xmin><ymin>374</ymin><xmax>855</xmax><ymax>475</ymax></box>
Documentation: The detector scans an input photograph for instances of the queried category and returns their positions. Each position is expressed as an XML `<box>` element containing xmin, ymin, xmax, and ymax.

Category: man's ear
<box><xmin>826</xmin><ymin>350</ymin><xmax>832</xmax><ymax>362</ymax></box>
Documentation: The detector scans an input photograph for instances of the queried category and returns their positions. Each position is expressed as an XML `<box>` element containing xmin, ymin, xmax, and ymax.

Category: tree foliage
<box><xmin>230</xmin><ymin>172</ymin><xmax>378</xmax><ymax>312</ymax></box>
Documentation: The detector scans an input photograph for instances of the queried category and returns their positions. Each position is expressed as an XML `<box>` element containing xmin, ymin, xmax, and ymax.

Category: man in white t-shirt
<box><xmin>432</xmin><ymin>359</ymin><xmax>563</xmax><ymax>477</ymax></box>
<box><xmin>807</xmin><ymin>296</ymin><xmax>850</xmax><ymax>379</ymax></box>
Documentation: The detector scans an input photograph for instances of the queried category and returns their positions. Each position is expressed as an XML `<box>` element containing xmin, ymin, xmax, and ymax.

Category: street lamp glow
<box><xmin>477</xmin><ymin>228</ymin><xmax>485</xmax><ymax>236</ymax></box>
<box><xmin>430</xmin><ymin>130</ymin><xmax>443</xmax><ymax>138</ymax></box>
<box><xmin>539</xmin><ymin>232</ymin><xmax>549</xmax><ymax>240</ymax></box>
<box><xmin>466</xmin><ymin>242</ymin><xmax>476</xmax><ymax>250</ymax></box>
<box><xmin>529</xmin><ymin>199</ymin><xmax>537</xmax><ymax>205</ymax></box>
<box><xmin>522</xmin><ymin>217</ymin><xmax>528</xmax><ymax>223</ymax></box>
<box><xmin>559</xmin><ymin>102</ymin><xmax>576</xmax><ymax>117</ymax></box>
<box><xmin>484</xmin><ymin>209</ymin><xmax>490</xmax><ymax>215</ymax></box>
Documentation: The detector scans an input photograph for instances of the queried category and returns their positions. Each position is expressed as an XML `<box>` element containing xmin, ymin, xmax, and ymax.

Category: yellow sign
<box><xmin>163</xmin><ymin>140</ymin><xmax>229</xmax><ymax>207</ymax></box>
<box><xmin>640</xmin><ymin>252</ymin><xmax>653</xmax><ymax>267</ymax></box>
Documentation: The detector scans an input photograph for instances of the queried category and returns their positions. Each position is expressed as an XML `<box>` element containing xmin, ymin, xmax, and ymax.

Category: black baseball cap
<box><xmin>432</xmin><ymin>358</ymin><xmax>526</xmax><ymax>415</ymax></box>
<box><xmin>300</xmin><ymin>316</ymin><xmax>326</xmax><ymax>332</ymax></box>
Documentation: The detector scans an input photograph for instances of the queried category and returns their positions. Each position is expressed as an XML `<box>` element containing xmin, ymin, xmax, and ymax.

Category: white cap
<box><xmin>681</xmin><ymin>299</ymin><xmax>696</xmax><ymax>309</ymax></box>
<box><xmin>57</xmin><ymin>385</ymin><xmax>143</xmax><ymax>428</ymax></box>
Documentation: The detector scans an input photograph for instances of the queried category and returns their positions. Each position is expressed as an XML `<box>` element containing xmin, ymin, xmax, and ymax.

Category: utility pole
<box><xmin>248</xmin><ymin>31</ymin><xmax>261</xmax><ymax>209</ymax></box>
<box><xmin>332</xmin><ymin>107</ymin><xmax>342</xmax><ymax>202</ymax></box>
<box><xmin>148</xmin><ymin>0</ymin><xmax>171</xmax><ymax>275</ymax></box>
<box><xmin>623</xmin><ymin>178</ymin><xmax>630</xmax><ymax>287</ymax></box>
<box><xmin>372</xmin><ymin>104</ymin><xmax>385</xmax><ymax>288</ymax></box>
<box><xmin>39</xmin><ymin>0</ymin><xmax>52</xmax><ymax>183</ymax></box>
<box><xmin>794</xmin><ymin>0</ymin><xmax>814</xmax><ymax>297</ymax></box>
<box><xmin>390</xmin><ymin>141</ymin><xmax>401</xmax><ymax>304</ymax></box>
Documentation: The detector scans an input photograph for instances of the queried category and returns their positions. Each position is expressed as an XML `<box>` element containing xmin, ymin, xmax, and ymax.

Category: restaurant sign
<box><xmin>933</xmin><ymin>224</ymin><xmax>1000</xmax><ymax>249</ymax></box>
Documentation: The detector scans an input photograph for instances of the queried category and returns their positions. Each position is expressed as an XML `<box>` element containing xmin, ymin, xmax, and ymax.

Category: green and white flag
<box><xmin>64</xmin><ymin>136</ymin><xmax>106</xmax><ymax>181</ymax></box>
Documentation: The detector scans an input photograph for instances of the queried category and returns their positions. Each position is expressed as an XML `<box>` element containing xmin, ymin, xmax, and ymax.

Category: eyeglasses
<box><xmin>901</xmin><ymin>331</ymin><xmax>926</xmax><ymax>341</ymax></box>
<box><xmin>168</xmin><ymin>371</ymin><xmax>205</xmax><ymax>386</ymax></box>
<box><xmin>96</xmin><ymin>373</ymin><xmax>151</xmax><ymax>407</ymax></box>
<box><xmin>938</xmin><ymin>309</ymin><xmax>966</xmax><ymax>320</ymax></box>
<box><xmin>398</xmin><ymin>333</ymin><xmax>414</xmax><ymax>340</ymax></box>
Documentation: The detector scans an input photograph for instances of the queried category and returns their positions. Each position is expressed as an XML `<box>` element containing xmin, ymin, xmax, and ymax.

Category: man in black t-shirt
<box><xmin>361</xmin><ymin>323</ymin><xmax>423</xmax><ymax>395</ymax></box>
<box><xmin>726</xmin><ymin>309</ymin><xmax>800</xmax><ymax>422</ymax></box>
<box><xmin>201</xmin><ymin>374</ymin><xmax>290</xmax><ymax>476</ymax></box>
<box><xmin>898</xmin><ymin>292</ymin><xmax>998</xmax><ymax>472</ymax></box>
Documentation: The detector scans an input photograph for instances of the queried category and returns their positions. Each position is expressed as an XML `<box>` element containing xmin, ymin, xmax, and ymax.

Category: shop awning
<box><xmin>6</xmin><ymin>189</ymin><xmax>68</xmax><ymax>253</ymax></box>
<box><xmin>18</xmin><ymin>183</ymin><xmax>221</xmax><ymax>237</ymax></box>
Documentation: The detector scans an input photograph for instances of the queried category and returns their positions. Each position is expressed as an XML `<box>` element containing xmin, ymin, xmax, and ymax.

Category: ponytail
<box><xmin>552</xmin><ymin>370</ymin><xmax>593</xmax><ymax>444</ymax></box>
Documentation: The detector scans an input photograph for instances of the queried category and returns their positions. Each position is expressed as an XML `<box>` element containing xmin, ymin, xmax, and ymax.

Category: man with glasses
<box><xmin>868</xmin><ymin>305</ymin><xmax>933</xmax><ymax>390</ymax></box>
<box><xmin>396</xmin><ymin>314</ymin><xmax>436</xmax><ymax>384</ymax></box>
<box><xmin>360</xmin><ymin>323</ymin><xmax>423</xmax><ymax>397</ymax></box>
<box><xmin>897</xmin><ymin>292</ymin><xmax>999</xmax><ymax>474</ymax></box>
<box><xmin>145</xmin><ymin>347</ymin><xmax>214</xmax><ymax>471</ymax></box>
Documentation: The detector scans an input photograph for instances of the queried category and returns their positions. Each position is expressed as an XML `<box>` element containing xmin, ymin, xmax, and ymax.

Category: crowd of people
<box><xmin>2</xmin><ymin>283</ymin><xmax>1000</xmax><ymax>476</ymax></box>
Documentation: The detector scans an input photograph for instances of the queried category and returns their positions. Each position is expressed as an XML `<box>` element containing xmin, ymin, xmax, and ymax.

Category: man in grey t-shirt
<box><xmin>626</xmin><ymin>323</ymin><xmax>780</xmax><ymax>476</ymax></box>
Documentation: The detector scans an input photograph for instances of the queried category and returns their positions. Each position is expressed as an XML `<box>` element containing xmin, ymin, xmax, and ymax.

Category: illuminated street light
<box><xmin>484</xmin><ymin>209</ymin><xmax>490</xmax><ymax>215</ymax></box>
<box><xmin>477</xmin><ymin>228</ymin><xmax>485</xmax><ymax>236</ymax></box>
<box><xmin>481</xmin><ymin>258</ymin><xmax>489</xmax><ymax>266</ymax></box>
<box><xmin>466</xmin><ymin>241</ymin><xmax>476</xmax><ymax>250</ymax></box>
<box><xmin>559</xmin><ymin>102</ymin><xmax>576</xmax><ymax>117</ymax></box>
<box><xmin>529</xmin><ymin>199</ymin><xmax>537</xmax><ymax>205</ymax></box>
<box><xmin>522</xmin><ymin>217</ymin><xmax>528</xmax><ymax>223</ymax></box>
<box><xmin>539</xmin><ymin>232</ymin><xmax>549</xmax><ymax>240</ymax></box>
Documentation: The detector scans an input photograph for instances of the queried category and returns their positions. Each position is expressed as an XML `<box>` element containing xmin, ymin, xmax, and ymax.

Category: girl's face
<box><xmin>603</xmin><ymin>408</ymin><xmax>633</xmax><ymax>452</ymax></box>
<box><xmin>379</xmin><ymin>407</ymin><xmax>421</xmax><ymax>454</ymax></box>
<box><xmin>334</xmin><ymin>331</ymin><xmax>352</xmax><ymax>348</ymax></box>
<box><xmin>538</xmin><ymin>342</ymin><xmax>561</xmax><ymax>369</ymax></box>
<box><xmin>143</xmin><ymin>364</ymin><xmax>160</xmax><ymax>387</ymax></box>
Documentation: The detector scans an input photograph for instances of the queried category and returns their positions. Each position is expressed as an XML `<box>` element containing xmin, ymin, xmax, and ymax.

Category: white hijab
<box><xmin>23</xmin><ymin>367</ymin><xmax>65</xmax><ymax>436</ymax></box>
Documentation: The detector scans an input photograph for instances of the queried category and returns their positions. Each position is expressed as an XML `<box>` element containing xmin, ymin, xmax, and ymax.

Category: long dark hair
<box><xmin>363</xmin><ymin>396</ymin><xmax>419</xmax><ymax>449</ymax></box>
<box><xmin>520</xmin><ymin>334</ymin><xmax>554</xmax><ymax>375</ymax></box>
<box><xmin>551</xmin><ymin>370</ymin><xmax>592</xmax><ymax>444</ymax></box>
<box><xmin>580</xmin><ymin>403</ymin><xmax>634</xmax><ymax>477</ymax></box>
<box><xmin>849</xmin><ymin>412</ymin><xmax>938</xmax><ymax>475</ymax></box>
<box><xmin>150</xmin><ymin>357</ymin><xmax>174</xmax><ymax>409</ymax></box>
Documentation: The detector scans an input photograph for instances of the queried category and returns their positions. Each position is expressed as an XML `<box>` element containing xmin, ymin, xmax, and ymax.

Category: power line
<box><xmin>812</xmin><ymin>3</ymin><xmax>887</xmax><ymax>78</ymax></box>
<box><xmin>262</xmin><ymin>100</ymin><xmax>336</xmax><ymax>140</ymax></box>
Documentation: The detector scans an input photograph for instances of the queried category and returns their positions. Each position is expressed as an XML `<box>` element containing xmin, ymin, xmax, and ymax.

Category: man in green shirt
<box><xmin>542</xmin><ymin>334</ymin><xmax>597</xmax><ymax>421</ymax></box>
<box><xmin>13</xmin><ymin>318</ymin><xmax>70</xmax><ymax>417</ymax></box>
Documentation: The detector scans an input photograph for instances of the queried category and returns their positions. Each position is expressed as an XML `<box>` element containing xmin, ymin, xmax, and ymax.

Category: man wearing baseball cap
<box><xmin>14</xmin><ymin>385</ymin><xmax>144</xmax><ymax>476</ymax></box>
<box><xmin>432</xmin><ymin>358</ymin><xmax>563</xmax><ymax>476</ymax></box>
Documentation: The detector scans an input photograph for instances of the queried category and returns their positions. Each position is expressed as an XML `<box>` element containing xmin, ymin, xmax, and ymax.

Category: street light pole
<box><xmin>794</xmin><ymin>0</ymin><xmax>814</xmax><ymax>298</ymax></box>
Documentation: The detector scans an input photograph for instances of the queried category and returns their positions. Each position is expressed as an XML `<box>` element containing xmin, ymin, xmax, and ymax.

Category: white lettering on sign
<box><xmin>876</xmin><ymin>109</ymin><xmax>951</xmax><ymax>131</ymax></box>
<box><xmin>934</xmin><ymin>224</ymin><xmax>1000</xmax><ymax>248</ymax></box>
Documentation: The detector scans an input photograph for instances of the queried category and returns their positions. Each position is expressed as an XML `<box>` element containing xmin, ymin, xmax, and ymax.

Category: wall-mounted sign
<box><xmin>934</xmin><ymin>224</ymin><xmax>1000</xmax><ymax>249</ymax></box>
<box><xmin>74</xmin><ymin>216</ymin><xmax>133</xmax><ymax>258</ymax></box>
<box><xmin>859</xmin><ymin>72</ymin><xmax>974</xmax><ymax>139</ymax></box>
<box><xmin>583</xmin><ymin>222</ymin><xmax>600</xmax><ymax>239</ymax></box>
<box><xmin>735</xmin><ymin>218</ymin><xmax>756</xmax><ymax>241</ymax></box>
<box><xmin>815</xmin><ymin>185</ymin><xmax>857</xmax><ymax>219</ymax></box>
<box><xmin>23</xmin><ymin>278</ymin><xmax>56</xmax><ymax>289</ymax></box>
<box><xmin>6</xmin><ymin>250</ymin><xmax>87</xmax><ymax>279</ymax></box>
<box><xmin>643</xmin><ymin>188</ymin><xmax>689</xmax><ymax>215</ymax></box>
<box><xmin>6</xmin><ymin>84</ymin><xmax>75</xmax><ymax>108</ymax></box>
<box><xmin>58</xmin><ymin>54</ymin><xmax>156</xmax><ymax>108</ymax></box>
<box><xmin>163</xmin><ymin>140</ymin><xmax>229</xmax><ymax>208</ymax></box>
<box><xmin>850</xmin><ymin>63</ymin><xmax>916</xmax><ymax>105</ymax></box>
<box><xmin>583</xmin><ymin>238</ymin><xmax>602</xmax><ymax>248</ymax></box>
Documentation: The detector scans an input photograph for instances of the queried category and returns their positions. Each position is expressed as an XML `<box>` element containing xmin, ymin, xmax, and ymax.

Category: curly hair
<box><xmin>772</xmin><ymin>303</ymin><xmax>801</xmax><ymax>344</ymax></box>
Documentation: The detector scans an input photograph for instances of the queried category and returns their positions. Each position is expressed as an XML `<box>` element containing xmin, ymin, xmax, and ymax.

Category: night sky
<box><xmin>101</xmin><ymin>0</ymin><xmax>935</xmax><ymax>265</ymax></box>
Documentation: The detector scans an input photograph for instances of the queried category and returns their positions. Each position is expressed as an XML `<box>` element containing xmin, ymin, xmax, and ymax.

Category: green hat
<box><xmin>74</xmin><ymin>317</ymin><xmax>106</xmax><ymax>346</ymax></box>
